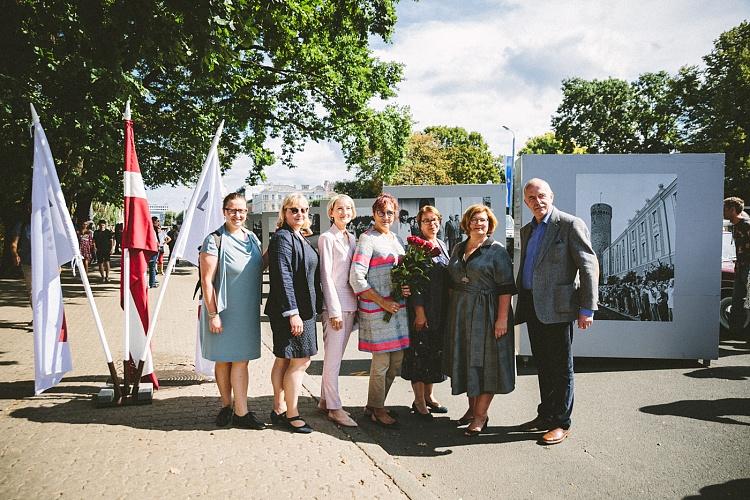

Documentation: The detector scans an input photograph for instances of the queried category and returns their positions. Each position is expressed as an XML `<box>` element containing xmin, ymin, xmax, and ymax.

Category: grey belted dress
<box><xmin>443</xmin><ymin>237</ymin><xmax>517</xmax><ymax>396</ymax></box>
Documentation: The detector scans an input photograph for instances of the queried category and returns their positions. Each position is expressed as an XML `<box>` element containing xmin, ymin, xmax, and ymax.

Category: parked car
<box><xmin>720</xmin><ymin>228</ymin><xmax>749</xmax><ymax>334</ymax></box>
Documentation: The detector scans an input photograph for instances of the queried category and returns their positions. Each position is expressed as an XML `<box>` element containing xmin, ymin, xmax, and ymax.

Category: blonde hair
<box><xmin>460</xmin><ymin>204</ymin><xmax>497</xmax><ymax>234</ymax></box>
<box><xmin>276</xmin><ymin>192</ymin><xmax>311</xmax><ymax>231</ymax></box>
<box><xmin>327</xmin><ymin>194</ymin><xmax>357</xmax><ymax>220</ymax></box>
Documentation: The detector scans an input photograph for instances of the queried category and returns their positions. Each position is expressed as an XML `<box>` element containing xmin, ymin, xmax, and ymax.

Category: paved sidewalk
<box><xmin>0</xmin><ymin>259</ymin><xmax>748</xmax><ymax>499</ymax></box>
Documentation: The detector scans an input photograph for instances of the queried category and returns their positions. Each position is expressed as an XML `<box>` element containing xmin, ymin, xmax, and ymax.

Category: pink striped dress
<box><xmin>348</xmin><ymin>228</ymin><xmax>410</xmax><ymax>353</ymax></box>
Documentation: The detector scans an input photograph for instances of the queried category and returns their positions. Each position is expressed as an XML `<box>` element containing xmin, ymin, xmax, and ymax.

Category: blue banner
<box><xmin>505</xmin><ymin>155</ymin><xmax>513</xmax><ymax>212</ymax></box>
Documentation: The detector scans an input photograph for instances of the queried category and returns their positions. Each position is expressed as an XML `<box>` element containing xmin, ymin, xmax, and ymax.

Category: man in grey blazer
<box><xmin>515</xmin><ymin>178</ymin><xmax>599</xmax><ymax>445</ymax></box>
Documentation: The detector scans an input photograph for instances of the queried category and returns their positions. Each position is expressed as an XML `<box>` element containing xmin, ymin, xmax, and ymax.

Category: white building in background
<box><xmin>149</xmin><ymin>203</ymin><xmax>169</xmax><ymax>223</ymax></box>
<box><xmin>250</xmin><ymin>182</ymin><xmax>336</xmax><ymax>213</ymax></box>
<box><xmin>598</xmin><ymin>179</ymin><xmax>677</xmax><ymax>281</ymax></box>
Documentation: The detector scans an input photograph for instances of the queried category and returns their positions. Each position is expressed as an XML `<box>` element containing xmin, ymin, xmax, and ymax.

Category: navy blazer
<box><xmin>264</xmin><ymin>225</ymin><xmax>322</xmax><ymax>321</ymax></box>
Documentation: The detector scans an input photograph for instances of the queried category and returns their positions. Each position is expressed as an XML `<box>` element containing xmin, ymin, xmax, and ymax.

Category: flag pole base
<box><xmin>94</xmin><ymin>382</ymin><xmax>153</xmax><ymax>407</ymax></box>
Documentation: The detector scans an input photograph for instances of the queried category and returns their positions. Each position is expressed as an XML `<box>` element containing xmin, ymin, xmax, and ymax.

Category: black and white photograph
<box><xmin>576</xmin><ymin>173</ymin><xmax>677</xmax><ymax>322</ymax></box>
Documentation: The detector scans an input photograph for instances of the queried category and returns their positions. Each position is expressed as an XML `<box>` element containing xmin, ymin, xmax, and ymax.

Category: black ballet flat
<box><xmin>364</xmin><ymin>406</ymin><xmax>398</xmax><ymax>418</ymax></box>
<box><xmin>411</xmin><ymin>403</ymin><xmax>434</xmax><ymax>420</ymax></box>
<box><xmin>464</xmin><ymin>417</ymin><xmax>488</xmax><ymax>437</ymax></box>
<box><xmin>426</xmin><ymin>401</ymin><xmax>448</xmax><ymax>414</ymax></box>
<box><xmin>270</xmin><ymin>410</ymin><xmax>286</xmax><ymax>425</ymax></box>
<box><xmin>232</xmin><ymin>411</ymin><xmax>266</xmax><ymax>430</ymax></box>
<box><xmin>215</xmin><ymin>406</ymin><xmax>233</xmax><ymax>427</ymax></box>
<box><xmin>286</xmin><ymin>415</ymin><xmax>314</xmax><ymax>434</ymax></box>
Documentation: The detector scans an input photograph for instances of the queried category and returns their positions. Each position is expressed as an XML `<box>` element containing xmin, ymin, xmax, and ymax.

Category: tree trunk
<box><xmin>0</xmin><ymin>212</ymin><xmax>22</xmax><ymax>278</ymax></box>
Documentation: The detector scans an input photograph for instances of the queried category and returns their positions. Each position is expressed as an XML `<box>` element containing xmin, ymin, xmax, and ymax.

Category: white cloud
<box><xmin>149</xmin><ymin>0</ymin><xmax>749</xmax><ymax>209</ymax></box>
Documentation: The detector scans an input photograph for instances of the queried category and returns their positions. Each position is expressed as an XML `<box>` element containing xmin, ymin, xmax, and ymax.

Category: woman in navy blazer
<box><xmin>265</xmin><ymin>193</ymin><xmax>322</xmax><ymax>433</ymax></box>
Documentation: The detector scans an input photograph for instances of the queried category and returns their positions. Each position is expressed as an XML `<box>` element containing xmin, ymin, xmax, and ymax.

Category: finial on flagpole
<box><xmin>123</xmin><ymin>99</ymin><xmax>131</xmax><ymax>120</ymax></box>
<box><xmin>30</xmin><ymin>103</ymin><xmax>40</xmax><ymax>125</ymax></box>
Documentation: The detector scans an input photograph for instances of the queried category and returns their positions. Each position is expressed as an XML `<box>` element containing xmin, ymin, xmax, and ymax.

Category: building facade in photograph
<box><xmin>148</xmin><ymin>203</ymin><xmax>169</xmax><ymax>224</ymax></box>
<box><xmin>596</xmin><ymin>179</ymin><xmax>677</xmax><ymax>281</ymax></box>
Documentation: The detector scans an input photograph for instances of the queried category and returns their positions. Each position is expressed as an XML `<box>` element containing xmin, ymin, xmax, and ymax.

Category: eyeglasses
<box><xmin>375</xmin><ymin>210</ymin><xmax>395</xmax><ymax>218</ymax></box>
<box><xmin>224</xmin><ymin>208</ymin><xmax>248</xmax><ymax>215</ymax></box>
<box><xmin>470</xmin><ymin>217</ymin><xmax>488</xmax><ymax>224</ymax></box>
<box><xmin>286</xmin><ymin>207</ymin><xmax>309</xmax><ymax>214</ymax></box>
<box><xmin>421</xmin><ymin>218</ymin><xmax>440</xmax><ymax>225</ymax></box>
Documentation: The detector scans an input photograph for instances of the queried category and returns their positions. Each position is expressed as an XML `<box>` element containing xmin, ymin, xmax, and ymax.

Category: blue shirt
<box><xmin>521</xmin><ymin>211</ymin><xmax>551</xmax><ymax>290</ymax></box>
<box><xmin>521</xmin><ymin>209</ymin><xmax>592</xmax><ymax>317</ymax></box>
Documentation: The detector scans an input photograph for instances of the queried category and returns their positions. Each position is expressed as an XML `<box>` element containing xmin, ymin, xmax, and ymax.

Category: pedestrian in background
<box><xmin>78</xmin><ymin>219</ymin><xmax>95</xmax><ymax>274</ymax></box>
<box><xmin>93</xmin><ymin>220</ymin><xmax>114</xmax><ymax>283</ymax></box>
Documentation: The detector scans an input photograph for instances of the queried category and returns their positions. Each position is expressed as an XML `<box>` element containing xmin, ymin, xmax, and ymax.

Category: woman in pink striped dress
<box><xmin>349</xmin><ymin>193</ymin><xmax>410</xmax><ymax>428</ymax></box>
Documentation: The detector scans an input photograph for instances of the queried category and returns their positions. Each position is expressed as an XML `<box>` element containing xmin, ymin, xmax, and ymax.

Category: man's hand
<box><xmin>577</xmin><ymin>313</ymin><xmax>593</xmax><ymax>330</ymax></box>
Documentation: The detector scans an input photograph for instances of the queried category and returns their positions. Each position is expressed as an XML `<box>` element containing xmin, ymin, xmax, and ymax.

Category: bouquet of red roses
<box><xmin>383</xmin><ymin>235</ymin><xmax>442</xmax><ymax>322</ymax></box>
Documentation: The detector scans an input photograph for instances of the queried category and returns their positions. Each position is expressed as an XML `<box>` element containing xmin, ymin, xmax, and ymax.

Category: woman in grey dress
<box><xmin>444</xmin><ymin>204</ymin><xmax>517</xmax><ymax>436</ymax></box>
<box><xmin>199</xmin><ymin>192</ymin><xmax>265</xmax><ymax>430</ymax></box>
<box><xmin>266</xmin><ymin>193</ymin><xmax>321</xmax><ymax>433</ymax></box>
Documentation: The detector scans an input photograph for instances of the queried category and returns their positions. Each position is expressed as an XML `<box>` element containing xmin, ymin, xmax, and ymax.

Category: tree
<box><xmin>390</xmin><ymin>133</ymin><xmax>452</xmax><ymax>185</ymax></box>
<box><xmin>519</xmin><ymin>132</ymin><xmax>587</xmax><ymax>155</ymax></box>
<box><xmin>678</xmin><ymin>21</ymin><xmax>750</xmax><ymax>200</ymax></box>
<box><xmin>552</xmin><ymin>73</ymin><xmax>683</xmax><ymax>153</ymax></box>
<box><xmin>423</xmin><ymin>126</ymin><xmax>501</xmax><ymax>184</ymax></box>
<box><xmin>0</xmin><ymin>0</ymin><xmax>407</xmax><ymax>274</ymax></box>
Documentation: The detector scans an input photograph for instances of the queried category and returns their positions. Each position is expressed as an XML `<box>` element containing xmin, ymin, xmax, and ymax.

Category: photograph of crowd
<box><xmin>576</xmin><ymin>173</ymin><xmax>677</xmax><ymax>322</ymax></box>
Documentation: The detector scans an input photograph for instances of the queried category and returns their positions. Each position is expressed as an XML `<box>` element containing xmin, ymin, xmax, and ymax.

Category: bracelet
<box><xmin>208</xmin><ymin>311</ymin><xmax>219</xmax><ymax>318</ymax></box>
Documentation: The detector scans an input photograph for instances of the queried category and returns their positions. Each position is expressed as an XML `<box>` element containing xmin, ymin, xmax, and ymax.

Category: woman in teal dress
<box><xmin>199</xmin><ymin>192</ymin><xmax>265</xmax><ymax>430</ymax></box>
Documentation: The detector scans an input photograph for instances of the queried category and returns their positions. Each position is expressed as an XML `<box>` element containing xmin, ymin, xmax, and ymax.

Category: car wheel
<box><xmin>720</xmin><ymin>296</ymin><xmax>750</xmax><ymax>334</ymax></box>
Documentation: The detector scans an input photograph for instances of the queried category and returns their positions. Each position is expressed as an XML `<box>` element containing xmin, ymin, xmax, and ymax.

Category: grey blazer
<box><xmin>515</xmin><ymin>206</ymin><xmax>599</xmax><ymax>324</ymax></box>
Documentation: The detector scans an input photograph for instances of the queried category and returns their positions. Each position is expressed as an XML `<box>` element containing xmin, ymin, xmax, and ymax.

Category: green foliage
<box><xmin>550</xmin><ymin>21</ymin><xmax>749</xmax><ymax>200</ymax></box>
<box><xmin>391</xmin><ymin>133</ymin><xmax>452</xmax><ymax>185</ymax></box>
<box><xmin>163</xmin><ymin>211</ymin><xmax>177</xmax><ymax>226</ymax></box>
<box><xmin>519</xmin><ymin>132</ymin><xmax>587</xmax><ymax>155</ymax></box>
<box><xmin>0</xmin><ymin>0</ymin><xmax>405</xmax><ymax>222</ymax></box>
<box><xmin>678</xmin><ymin>21</ymin><xmax>750</xmax><ymax>200</ymax></box>
<box><xmin>333</xmin><ymin>178</ymin><xmax>382</xmax><ymax>199</ymax></box>
<box><xmin>552</xmin><ymin>73</ymin><xmax>683</xmax><ymax>153</ymax></box>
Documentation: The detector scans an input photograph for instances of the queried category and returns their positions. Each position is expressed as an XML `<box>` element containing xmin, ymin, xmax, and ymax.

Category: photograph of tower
<box><xmin>576</xmin><ymin>174</ymin><xmax>677</xmax><ymax>322</ymax></box>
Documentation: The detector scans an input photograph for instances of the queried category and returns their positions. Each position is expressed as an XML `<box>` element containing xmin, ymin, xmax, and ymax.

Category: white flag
<box><xmin>30</xmin><ymin>106</ymin><xmax>75</xmax><ymax>395</ymax></box>
<box><xmin>171</xmin><ymin>121</ymin><xmax>226</xmax><ymax>267</ymax></box>
<box><xmin>171</xmin><ymin>122</ymin><xmax>226</xmax><ymax>378</ymax></box>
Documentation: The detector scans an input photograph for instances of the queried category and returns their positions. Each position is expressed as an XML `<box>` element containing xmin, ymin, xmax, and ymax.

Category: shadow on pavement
<box><xmin>0</xmin><ymin>319</ymin><xmax>33</xmax><ymax>332</ymax></box>
<box><xmin>517</xmin><ymin>356</ymin><xmax>702</xmax><ymax>376</ymax></box>
<box><xmin>683</xmin><ymin>478</ymin><xmax>750</xmax><ymax>499</ymax></box>
<box><xmin>639</xmin><ymin>398</ymin><xmax>750</xmax><ymax>426</ymax></box>
<box><xmin>683</xmin><ymin>365</ymin><xmax>750</xmax><ymax>380</ymax></box>
<box><xmin>308</xmin><ymin>359</ymin><xmax>371</xmax><ymax>377</ymax></box>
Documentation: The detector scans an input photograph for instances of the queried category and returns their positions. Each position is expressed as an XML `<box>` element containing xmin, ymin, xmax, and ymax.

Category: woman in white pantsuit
<box><xmin>318</xmin><ymin>194</ymin><xmax>359</xmax><ymax>427</ymax></box>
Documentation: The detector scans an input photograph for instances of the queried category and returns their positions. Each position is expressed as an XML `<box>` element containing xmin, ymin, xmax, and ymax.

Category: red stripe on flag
<box><xmin>59</xmin><ymin>313</ymin><xmax>68</xmax><ymax>342</ymax></box>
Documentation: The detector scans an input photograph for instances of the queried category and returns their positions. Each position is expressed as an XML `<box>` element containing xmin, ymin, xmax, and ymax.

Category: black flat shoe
<box><xmin>286</xmin><ymin>415</ymin><xmax>313</xmax><ymax>434</ymax></box>
<box><xmin>411</xmin><ymin>403</ymin><xmax>433</xmax><ymax>420</ymax></box>
<box><xmin>216</xmin><ymin>406</ymin><xmax>233</xmax><ymax>427</ymax></box>
<box><xmin>456</xmin><ymin>415</ymin><xmax>473</xmax><ymax>426</ymax></box>
<box><xmin>232</xmin><ymin>411</ymin><xmax>266</xmax><ymax>430</ymax></box>
<box><xmin>426</xmin><ymin>401</ymin><xmax>448</xmax><ymax>413</ymax></box>
<box><xmin>464</xmin><ymin>417</ymin><xmax>488</xmax><ymax>437</ymax></box>
<box><xmin>270</xmin><ymin>410</ymin><xmax>287</xmax><ymax>425</ymax></box>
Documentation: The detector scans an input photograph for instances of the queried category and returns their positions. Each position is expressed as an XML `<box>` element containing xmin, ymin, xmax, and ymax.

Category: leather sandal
<box><xmin>464</xmin><ymin>417</ymin><xmax>488</xmax><ymax>437</ymax></box>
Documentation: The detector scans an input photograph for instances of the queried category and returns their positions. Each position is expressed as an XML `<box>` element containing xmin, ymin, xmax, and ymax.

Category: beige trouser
<box><xmin>367</xmin><ymin>350</ymin><xmax>404</xmax><ymax>408</ymax></box>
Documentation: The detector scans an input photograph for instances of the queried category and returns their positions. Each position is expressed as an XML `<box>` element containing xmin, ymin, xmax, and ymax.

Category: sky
<box><xmin>147</xmin><ymin>0</ymin><xmax>749</xmax><ymax>210</ymax></box>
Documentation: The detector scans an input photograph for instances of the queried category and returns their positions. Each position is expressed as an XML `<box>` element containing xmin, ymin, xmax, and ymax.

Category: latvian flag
<box><xmin>121</xmin><ymin>115</ymin><xmax>159</xmax><ymax>388</ymax></box>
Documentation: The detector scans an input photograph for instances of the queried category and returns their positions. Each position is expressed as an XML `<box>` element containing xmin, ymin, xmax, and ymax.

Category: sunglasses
<box><xmin>286</xmin><ymin>207</ymin><xmax>309</xmax><ymax>214</ymax></box>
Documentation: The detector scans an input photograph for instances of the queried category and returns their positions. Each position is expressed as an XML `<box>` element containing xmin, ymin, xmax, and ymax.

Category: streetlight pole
<box><xmin>501</xmin><ymin>125</ymin><xmax>515</xmax><ymax>215</ymax></box>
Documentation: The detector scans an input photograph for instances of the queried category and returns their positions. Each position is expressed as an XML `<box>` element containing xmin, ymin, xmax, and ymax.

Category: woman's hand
<box><xmin>414</xmin><ymin>307</ymin><xmax>428</xmax><ymax>331</ymax></box>
<box><xmin>329</xmin><ymin>316</ymin><xmax>343</xmax><ymax>331</ymax></box>
<box><xmin>401</xmin><ymin>285</ymin><xmax>411</xmax><ymax>297</ymax></box>
<box><xmin>289</xmin><ymin>314</ymin><xmax>304</xmax><ymax>336</ymax></box>
<box><xmin>380</xmin><ymin>298</ymin><xmax>401</xmax><ymax>316</ymax></box>
<box><xmin>493</xmin><ymin>317</ymin><xmax>508</xmax><ymax>338</ymax></box>
<box><xmin>209</xmin><ymin>315</ymin><xmax>223</xmax><ymax>334</ymax></box>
